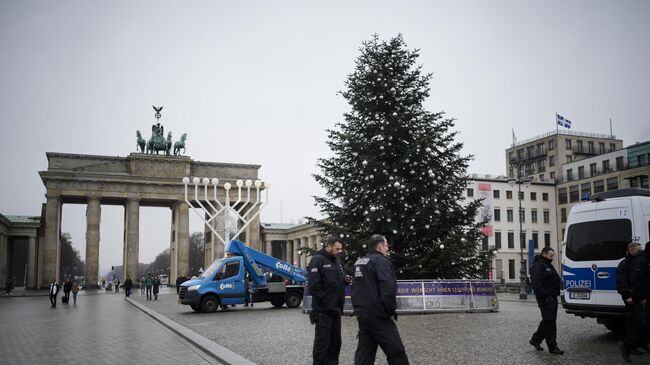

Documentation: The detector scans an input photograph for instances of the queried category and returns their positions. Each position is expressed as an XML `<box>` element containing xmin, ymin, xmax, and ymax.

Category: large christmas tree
<box><xmin>310</xmin><ymin>34</ymin><xmax>493</xmax><ymax>279</ymax></box>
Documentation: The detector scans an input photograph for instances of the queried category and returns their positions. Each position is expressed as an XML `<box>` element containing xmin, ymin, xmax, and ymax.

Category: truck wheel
<box><xmin>201</xmin><ymin>295</ymin><xmax>219</xmax><ymax>313</ymax></box>
<box><xmin>271</xmin><ymin>297</ymin><xmax>284</xmax><ymax>308</ymax></box>
<box><xmin>191</xmin><ymin>305</ymin><xmax>202</xmax><ymax>313</ymax></box>
<box><xmin>285</xmin><ymin>292</ymin><xmax>302</xmax><ymax>308</ymax></box>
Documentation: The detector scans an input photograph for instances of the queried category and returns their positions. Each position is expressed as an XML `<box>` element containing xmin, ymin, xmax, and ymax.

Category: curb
<box><xmin>125</xmin><ymin>298</ymin><xmax>256</xmax><ymax>365</ymax></box>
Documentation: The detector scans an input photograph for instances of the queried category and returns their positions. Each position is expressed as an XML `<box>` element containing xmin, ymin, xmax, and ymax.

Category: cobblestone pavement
<box><xmin>0</xmin><ymin>288</ymin><xmax>221</xmax><ymax>365</ymax></box>
<box><xmin>133</xmin><ymin>290</ymin><xmax>650</xmax><ymax>365</ymax></box>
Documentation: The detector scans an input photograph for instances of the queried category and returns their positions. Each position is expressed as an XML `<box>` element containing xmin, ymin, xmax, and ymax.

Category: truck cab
<box><xmin>179</xmin><ymin>240</ymin><xmax>306</xmax><ymax>312</ymax></box>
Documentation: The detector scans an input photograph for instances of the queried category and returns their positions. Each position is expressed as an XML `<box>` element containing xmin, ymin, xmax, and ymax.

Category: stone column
<box><xmin>285</xmin><ymin>240</ymin><xmax>293</xmax><ymax>263</ymax></box>
<box><xmin>265</xmin><ymin>240</ymin><xmax>273</xmax><ymax>256</ymax></box>
<box><xmin>299</xmin><ymin>237</ymin><xmax>306</xmax><ymax>268</ymax></box>
<box><xmin>293</xmin><ymin>239</ymin><xmax>300</xmax><ymax>266</ymax></box>
<box><xmin>169</xmin><ymin>204</ymin><xmax>178</xmax><ymax>284</ymax></box>
<box><xmin>27</xmin><ymin>236</ymin><xmax>37</xmax><ymax>289</ymax></box>
<box><xmin>123</xmin><ymin>199</ymin><xmax>139</xmax><ymax>282</ymax></box>
<box><xmin>248</xmin><ymin>213</ymin><xmax>261</xmax><ymax>251</ymax></box>
<box><xmin>0</xmin><ymin>234</ymin><xmax>7</xmax><ymax>289</ymax></box>
<box><xmin>37</xmin><ymin>232</ymin><xmax>44</xmax><ymax>289</ymax></box>
<box><xmin>85</xmin><ymin>197</ymin><xmax>101</xmax><ymax>288</ymax></box>
<box><xmin>43</xmin><ymin>194</ymin><xmax>61</xmax><ymax>286</ymax></box>
<box><xmin>176</xmin><ymin>202</ymin><xmax>190</xmax><ymax>277</ymax></box>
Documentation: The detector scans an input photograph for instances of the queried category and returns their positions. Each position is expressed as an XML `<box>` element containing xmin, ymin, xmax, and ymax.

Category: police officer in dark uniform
<box><xmin>308</xmin><ymin>237</ymin><xmax>349</xmax><ymax>365</ymax></box>
<box><xmin>619</xmin><ymin>242</ymin><xmax>649</xmax><ymax>362</ymax></box>
<box><xmin>529</xmin><ymin>246</ymin><xmax>564</xmax><ymax>355</ymax></box>
<box><xmin>616</xmin><ymin>241</ymin><xmax>646</xmax><ymax>358</ymax></box>
<box><xmin>351</xmin><ymin>234</ymin><xmax>409</xmax><ymax>365</ymax></box>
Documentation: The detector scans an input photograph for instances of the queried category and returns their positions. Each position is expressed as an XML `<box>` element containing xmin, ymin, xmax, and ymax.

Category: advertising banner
<box><xmin>304</xmin><ymin>280</ymin><xmax>499</xmax><ymax>314</ymax></box>
<box><xmin>478</xmin><ymin>183</ymin><xmax>493</xmax><ymax>236</ymax></box>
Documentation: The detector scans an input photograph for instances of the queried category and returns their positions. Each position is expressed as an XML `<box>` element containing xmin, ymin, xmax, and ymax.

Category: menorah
<box><xmin>182</xmin><ymin>177</ymin><xmax>269</xmax><ymax>256</ymax></box>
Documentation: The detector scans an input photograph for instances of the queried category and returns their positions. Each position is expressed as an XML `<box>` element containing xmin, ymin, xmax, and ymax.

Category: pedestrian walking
<box><xmin>5</xmin><ymin>276</ymin><xmax>14</xmax><ymax>295</ymax></box>
<box><xmin>176</xmin><ymin>276</ymin><xmax>182</xmax><ymax>294</ymax></box>
<box><xmin>529</xmin><ymin>247</ymin><xmax>564</xmax><ymax>355</ymax></box>
<box><xmin>115</xmin><ymin>279</ymin><xmax>120</xmax><ymax>293</ymax></box>
<box><xmin>71</xmin><ymin>282</ymin><xmax>79</xmax><ymax>304</ymax></box>
<box><xmin>124</xmin><ymin>275</ymin><xmax>133</xmax><ymax>297</ymax></box>
<box><xmin>351</xmin><ymin>234</ymin><xmax>409</xmax><ymax>365</ymax></box>
<box><xmin>49</xmin><ymin>281</ymin><xmax>60</xmax><ymax>308</ymax></box>
<box><xmin>308</xmin><ymin>237</ymin><xmax>350</xmax><ymax>365</ymax></box>
<box><xmin>619</xmin><ymin>242</ymin><xmax>650</xmax><ymax>362</ymax></box>
<box><xmin>153</xmin><ymin>275</ymin><xmax>161</xmax><ymax>300</ymax></box>
<box><xmin>140</xmin><ymin>277</ymin><xmax>145</xmax><ymax>295</ymax></box>
<box><xmin>62</xmin><ymin>278</ymin><xmax>72</xmax><ymax>304</ymax></box>
<box><xmin>616</xmin><ymin>241</ymin><xmax>647</xmax><ymax>357</ymax></box>
<box><xmin>145</xmin><ymin>273</ymin><xmax>153</xmax><ymax>300</ymax></box>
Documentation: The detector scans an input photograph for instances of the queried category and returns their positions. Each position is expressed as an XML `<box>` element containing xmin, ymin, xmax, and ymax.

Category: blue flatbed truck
<box><xmin>178</xmin><ymin>240</ymin><xmax>307</xmax><ymax>312</ymax></box>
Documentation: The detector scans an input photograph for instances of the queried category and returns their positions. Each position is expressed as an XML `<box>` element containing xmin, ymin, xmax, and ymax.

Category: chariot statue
<box><xmin>136</xmin><ymin>106</ymin><xmax>188</xmax><ymax>156</ymax></box>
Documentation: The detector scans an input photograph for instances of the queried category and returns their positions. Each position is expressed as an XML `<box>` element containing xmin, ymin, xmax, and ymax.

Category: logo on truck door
<box><xmin>219</xmin><ymin>283</ymin><xmax>234</xmax><ymax>290</ymax></box>
<box><xmin>275</xmin><ymin>262</ymin><xmax>292</xmax><ymax>273</ymax></box>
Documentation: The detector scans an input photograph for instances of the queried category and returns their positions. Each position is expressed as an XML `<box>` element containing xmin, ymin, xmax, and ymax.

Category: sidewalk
<box><xmin>0</xmin><ymin>289</ymin><xmax>222</xmax><ymax>364</ymax></box>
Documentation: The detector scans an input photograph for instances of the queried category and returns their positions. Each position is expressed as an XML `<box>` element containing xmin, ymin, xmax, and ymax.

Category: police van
<box><xmin>562</xmin><ymin>188</ymin><xmax>650</xmax><ymax>332</ymax></box>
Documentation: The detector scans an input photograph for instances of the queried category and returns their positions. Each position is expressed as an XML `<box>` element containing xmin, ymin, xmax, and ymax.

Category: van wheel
<box><xmin>190</xmin><ymin>305</ymin><xmax>202</xmax><ymax>313</ymax></box>
<box><xmin>285</xmin><ymin>292</ymin><xmax>302</xmax><ymax>308</ymax></box>
<box><xmin>201</xmin><ymin>295</ymin><xmax>219</xmax><ymax>313</ymax></box>
<box><xmin>271</xmin><ymin>297</ymin><xmax>284</xmax><ymax>308</ymax></box>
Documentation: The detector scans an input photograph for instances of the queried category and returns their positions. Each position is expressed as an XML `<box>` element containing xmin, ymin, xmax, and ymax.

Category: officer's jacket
<box><xmin>351</xmin><ymin>250</ymin><xmax>397</xmax><ymax>318</ymax></box>
<box><xmin>530</xmin><ymin>254</ymin><xmax>561</xmax><ymax>300</ymax></box>
<box><xmin>616</xmin><ymin>253</ymin><xmax>635</xmax><ymax>301</ymax></box>
<box><xmin>630</xmin><ymin>252</ymin><xmax>649</xmax><ymax>300</ymax></box>
<box><xmin>307</xmin><ymin>249</ymin><xmax>346</xmax><ymax>313</ymax></box>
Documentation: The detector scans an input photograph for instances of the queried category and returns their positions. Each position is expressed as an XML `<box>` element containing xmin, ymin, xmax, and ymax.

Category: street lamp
<box><xmin>509</xmin><ymin>163</ymin><xmax>532</xmax><ymax>300</ymax></box>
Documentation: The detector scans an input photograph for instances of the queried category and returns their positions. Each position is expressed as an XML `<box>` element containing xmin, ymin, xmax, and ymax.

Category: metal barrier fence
<box><xmin>303</xmin><ymin>280</ymin><xmax>499</xmax><ymax>314</ymax></box>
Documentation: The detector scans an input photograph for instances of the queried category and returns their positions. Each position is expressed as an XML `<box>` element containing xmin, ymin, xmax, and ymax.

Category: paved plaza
<box><xmin>131</xmin><ymin>292</ymin><xmax>649</xmax><ymax>365</ymax></box>
<box><xmin>3</xmin><ymin>288</ymin><xmax>650</xmax><ymax>364</ymax></box>
<box><xmin>0</xmin><ymin>289</ymin><xmax>221</xmax><ymax>365</ymax></box>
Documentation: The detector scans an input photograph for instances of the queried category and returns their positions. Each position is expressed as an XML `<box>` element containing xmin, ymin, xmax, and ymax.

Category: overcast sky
<box><xmin>1</xmin><ymin>1</ymin><xmax>649</xmax><ymax>275</ymax></box>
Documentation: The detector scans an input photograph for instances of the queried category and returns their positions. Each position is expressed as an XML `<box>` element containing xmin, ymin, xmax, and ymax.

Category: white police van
<box><xmin>562</xmin><ymin>188</ymin><xmax>650</xmax><ymax>332</ymax></box>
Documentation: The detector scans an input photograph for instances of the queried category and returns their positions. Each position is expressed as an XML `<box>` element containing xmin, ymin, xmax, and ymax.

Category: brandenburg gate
<box><xmin>39</xmin><ymin>153</ymin><xmax>261</xmax><ymax>288</ymax></box>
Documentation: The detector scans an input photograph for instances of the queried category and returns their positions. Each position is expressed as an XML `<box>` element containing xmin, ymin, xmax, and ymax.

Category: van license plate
<box><xmin>569</xmin><ymin>292</ymin><xmax>590</xmax><ymax>300</ymax></box>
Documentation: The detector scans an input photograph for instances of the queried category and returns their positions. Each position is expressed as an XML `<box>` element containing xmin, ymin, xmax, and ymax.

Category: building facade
<box><xmin>555</xmin><ymin>141</ymin><xmax>650</xmax><ymax>245</ymax></box>
<box><xmin>464</xmin><ymin>175</ymin><xmax>557</xmax><ymax>283</ymax></box>
<box><xmin>0</xmin><ymin>214</ymin><xmax>41</xmax><ymax>289</ymax></box>
<box><xmin>505</xmin><ymin>130</ymin><xmax>623</xmax><ymax>183</ymax></box>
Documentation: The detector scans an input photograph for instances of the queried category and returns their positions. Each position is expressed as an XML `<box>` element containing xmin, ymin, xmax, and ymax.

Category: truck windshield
<box><xmin>565</xmin><ymin>219</ymin><xmax>632</xmax><ymax>261</ymax></box>
<box><xmin>200</xmin><ymin>259</ymin><xmax>223</xmax><ymax>278</ymax></box>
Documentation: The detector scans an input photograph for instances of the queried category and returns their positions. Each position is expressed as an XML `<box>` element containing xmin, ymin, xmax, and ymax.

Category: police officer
<box><xmin>529</xmin><ymin>246</ymin><xmax>564</xmax><ymax>355</ymax></box>
<box><xmin>308</xmin><ymin>237</ymin><xmax>349</xmax><ymax>365</ymax></box>
<box><xmin>351</xmin><ymin>234</ymin><xmax>409</xmax><ymax>365</ymax></box>
<box><xmin>616</xmin><ymin>242</ymin><xmax>646</xmax><ymax>358</ymax></box>
<box><xmin>619</xmin><ymin>242</ymin><xmax>649</xmax><ymax>362</ymax></box>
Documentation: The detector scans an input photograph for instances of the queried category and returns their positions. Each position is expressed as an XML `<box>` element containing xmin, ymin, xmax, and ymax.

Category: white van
<box><xmin>562</xmin><ymin>188</ymin><xmax>650</xmax><ymax>332</ymax></box>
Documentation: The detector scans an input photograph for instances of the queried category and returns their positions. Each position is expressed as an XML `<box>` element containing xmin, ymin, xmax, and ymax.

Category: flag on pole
<box><xmin>556</xmin><ymin>113</ymin><xmax>572</xmax><ymax>129</ymax></box>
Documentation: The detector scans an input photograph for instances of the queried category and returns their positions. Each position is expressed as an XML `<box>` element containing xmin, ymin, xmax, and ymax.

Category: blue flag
<box><xmin>528</xmin><ymin>239</ymin><xmax>535</xmax><ymax>273</ymax></box>
<box><xmin>556</xmin><ymin>113</ymin><xmax>572</xmax><ymax>129</ymax></box>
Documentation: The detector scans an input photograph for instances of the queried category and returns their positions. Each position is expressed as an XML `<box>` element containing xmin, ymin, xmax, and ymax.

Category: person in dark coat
<box><xmin>529</xmin><ymin>247</ymin><xmax>564</xmax><ymax>355</ymax></box>
<box><xmin>619</xmin><ymin>243</ymin><xmax>650</xmax><ymax>362</ymax></box>
<box><xmin>145</xmin><ymin>274</ymin><xmax>153</xmax><ymax>300</ymax></box>
<box><xmin>124</xmin><ymin>275</ymin><xmax>133</xmax><ymax>297</ymax></box>
<box><xmin>616</xmin><ymin>242</ymin><xmax>646</xmax><ymax>357</ymax></box>
<box><xmin>62</xmin><ymin>278</ymin><xmax>73</xmax><ymax>304</ymax></box>
<box><xmin>308</xmin><ymin>237</ymin><xmax>350</xmax><ymax>365</ymax></box>
<box><xmin>351</xmin><ymin>234</ymin><xmax>409</xmax><ymax>365</ymax></box>
<box><xmin>153</xmin><ymin>276</ymin><xmax>161</xmax><ymax>300</ymax></box>
<box><xmin>49</xmin><ymin>281</ymin><xmax>60</xmax><ymax>308</ymax></box>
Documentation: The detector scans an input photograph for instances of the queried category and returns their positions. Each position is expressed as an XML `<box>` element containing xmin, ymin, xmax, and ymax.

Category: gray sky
<box><xmin>1</xmin><ymin>1</ymin><xmax>649</xmax><ymax>275</ymax></box>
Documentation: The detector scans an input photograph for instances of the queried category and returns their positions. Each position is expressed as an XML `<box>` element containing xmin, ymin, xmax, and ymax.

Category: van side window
<box><xmin>220</xmin><ymin>261</ymin><xmax>240</xmax><ymax>279</ymax></box>
<box><xmin>565</xmin><ymin>219</ymin><xmax>632</xmax><ymax>261</ymax></box>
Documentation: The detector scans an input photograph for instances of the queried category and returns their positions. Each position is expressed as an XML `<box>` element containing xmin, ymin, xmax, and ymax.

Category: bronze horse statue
<box><xmin>147</xmin><ymin>131</ymin><xmax>173</xmax><ymax>155</ymax></box>
<box><xmin>174</xmin><ymin>133</ymin><xmax>187</xmax><ymax>156</ymax></box>
<box><xmin>136</xmin><ymin>131</ymin><xmax>146</xmax><ymax>153</ymax></box>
